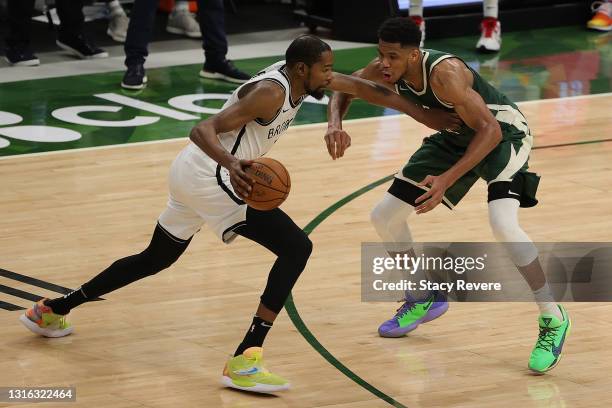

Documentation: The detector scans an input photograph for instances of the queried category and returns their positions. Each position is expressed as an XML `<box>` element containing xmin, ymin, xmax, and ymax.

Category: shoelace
<box><xmin>128</xmin><ymin>65</ymin><xmax>144</xmax><ymax>76</ymax></box>
<box><xmin>225</xmin><ymin>60</ymin><xmax>238</xmax><ymax>70</ymax></box>
<box><xmin>481</xmin><ymin>18</ymin><xmax>498</xmax><ymax>38</ymax></box>
<box><xmin>394</xmin><ymin>299</ymin><xmax>417</xmax><ymax>320</ymax></box>
<box><xmin>410</xmin><ymin>16</ymin><xmax>424</xmax><ymax>25</ymax></box>
<box><xmin>69</xmin><ymin>34</ymin><xmax>96</xmax><ymax>53</ymax></box>
<box><xmin>56</xmin><ymin>315</ymin><xmax>68</xmax><ymax>328</ymax></box>
<box><xmin>535</xmin><ymin>326</ymin><xmax>558</xmax><ymax>352</ymax></box>
<box><xmin>35</xmin><ymin>303</ymin><xmax>68</xmax><ymax>327</ymax></box>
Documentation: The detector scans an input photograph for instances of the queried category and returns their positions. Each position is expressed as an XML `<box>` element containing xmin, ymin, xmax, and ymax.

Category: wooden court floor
<box><xmin>1</xmin><ymin>94</ymin><xmax>611</xmax><ymax>408</ymax></box>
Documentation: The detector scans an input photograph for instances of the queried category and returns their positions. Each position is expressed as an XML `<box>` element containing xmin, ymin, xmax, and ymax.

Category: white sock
<box><xmin>409</xmin><ymin>0</ymin><xmax>423</xmax><ymax>17</ymax></box>
<box><xmin>533</xmin><ymin>283</ymin><xmax>563</xmax><ymax>320</ymax></box>
<box><xmin>173</xmin><ymin>1</ymin><xmax>190</xmax><ymax>12</ymax></box>
<box><xmin>483</xmin><ymin>0</ymin><xmax>498</xmax><ymax>19</ymax></box>
<box><xmin>107</xmin><ymin>0</ymin><xmax>125</xmax><ymax>15</ymax></box>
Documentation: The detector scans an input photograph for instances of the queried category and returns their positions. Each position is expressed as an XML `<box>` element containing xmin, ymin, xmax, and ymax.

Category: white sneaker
<box><xmin>587</xmin><ymin>1</ymin><xmax>612</xmax><ymax>32</ymax></box>
<box><xmin>107</xmin><ymin>11</ymin><xmax>129</xmax><ymax>43</ymax></box>
<box><xmin>410</xmin><ymin>15</ymin><xmax>426</xmax><ymax>48</ymax></box>
<box><xmin>166</xmin><ymin>10</ymin><xmax>202</xmax><ymax>38</ymax></box>
<box><xmin>476</xmin><ymin>17</ymin><xmax>501</xmax><ymax>53</ymax></box>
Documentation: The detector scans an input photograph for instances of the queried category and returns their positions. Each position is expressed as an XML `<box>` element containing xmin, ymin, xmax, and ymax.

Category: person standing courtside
<box><xmin>4</xmin><ymin>0</ymin><xmax>108</xmax><ymax>66</ymax></box>
<box><xmin>121</xmin><ymin>0</ymin><xmax>249</xmax><ymax>89</ymax></box>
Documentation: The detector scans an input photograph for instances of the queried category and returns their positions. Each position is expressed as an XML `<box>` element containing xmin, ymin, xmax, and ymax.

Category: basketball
<box><xmin>244</xmin><ymin>157</ymin><xmax>291</xmax><ymax>211</ymax></box>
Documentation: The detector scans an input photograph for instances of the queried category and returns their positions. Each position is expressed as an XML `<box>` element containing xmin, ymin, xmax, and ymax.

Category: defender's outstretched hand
<box><xmin>324</xmin><ymin>127</ymin><xmax>352</xmax><ymax>160</ymax></box>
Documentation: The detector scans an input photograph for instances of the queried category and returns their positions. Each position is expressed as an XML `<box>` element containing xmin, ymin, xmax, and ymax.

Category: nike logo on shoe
<box><xmin>552</xmin><ymin>321</ymin><xmax>569</xmax><ymax>357</ymax></box>
<box><xmin>420</xmin><ymin>295</ymin><xmax>434</xmax><ymax>310</ymax></box>
<box><xmin>235</xmin><ymin>367</ymin><xmax>259</xmax><ymax>375</ymax></box>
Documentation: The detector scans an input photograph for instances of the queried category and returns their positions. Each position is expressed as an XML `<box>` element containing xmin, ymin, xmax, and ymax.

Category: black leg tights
<box><xmin>235</xmin><ymin>207</ymin><xmax>313</xmax><ymax>314</ymax></box>
<box><xmin>45</xmin><ymin>223</ymin><xmax>191</xmax><ymax>315</ymax></box>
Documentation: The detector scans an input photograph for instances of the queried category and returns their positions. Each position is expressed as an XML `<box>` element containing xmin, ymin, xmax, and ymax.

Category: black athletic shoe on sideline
<box><xmin>121</xmin><ymin>64</ymin><xmax>147</xmax><ymax>90</ymax></box>
<box><xmin>4</xmin><ymin>46</ymin><xmax>40</xmax><ymax>66</ymax></box>
<box><xmin>56</xmin><ymin>34</ymin><xmax>108</xmax><ymax>59</ymax></box>
<box><xmin>199</xmin><ymin>59</ymin><xmax>250</xmax><ymax>83</ymax></box>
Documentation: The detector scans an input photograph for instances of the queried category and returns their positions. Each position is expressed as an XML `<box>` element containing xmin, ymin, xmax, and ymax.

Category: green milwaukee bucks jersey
<box><xmin>396</xmin><ymin>49</ymin><xmax>530</xmax><ymax>147</ymax></box>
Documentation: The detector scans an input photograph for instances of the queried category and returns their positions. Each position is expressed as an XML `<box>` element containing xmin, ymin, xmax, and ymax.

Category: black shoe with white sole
<box><xmin>5</xmin><ymin>46</ymin><xmax>40</xmax><ymax>66</ymax></box>
<box><xmin>121</xmin><ymin>64</ymin><xmax>148</xmax><ymax>90</ymax></box>
<box><xmin>199</xmin><ymin>59</ymin><xmax>250</xmax><ymax>83</ymax></box>
<box><xmin>56</xmin><ymin>34</ymin><xmax>108</xmax><ymax>59</ymax></box>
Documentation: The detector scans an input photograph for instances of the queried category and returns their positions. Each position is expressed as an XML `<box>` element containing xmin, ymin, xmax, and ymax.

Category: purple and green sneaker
<box><xmin>378</xmin><ymin>291</ymin><xmax>448</xmax><ymax>338</ymax></box>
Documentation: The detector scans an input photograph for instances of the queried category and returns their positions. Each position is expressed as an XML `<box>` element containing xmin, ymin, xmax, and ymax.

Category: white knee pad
<box><xmin>370</xmin><ymin>193</ymin><xmax>415</xmax><ymax>253</ymax></box>
<box><xmin>488</xmin><ymin>198</ymin><xmax>538</xmax><ymax>267</ymax></box>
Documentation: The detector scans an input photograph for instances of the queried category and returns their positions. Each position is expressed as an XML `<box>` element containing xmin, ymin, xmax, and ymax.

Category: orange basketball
<box><xmin>244</xmin><ymin>157</ymin><xmax>291</xmax><ymax>211</ymax></box>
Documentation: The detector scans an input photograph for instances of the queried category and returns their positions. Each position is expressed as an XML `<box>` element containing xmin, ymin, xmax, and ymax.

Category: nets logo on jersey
<box><xmin>267</xmin><ymin>118</ymin><xmax>294</xmax><ymax>139</ymax></box>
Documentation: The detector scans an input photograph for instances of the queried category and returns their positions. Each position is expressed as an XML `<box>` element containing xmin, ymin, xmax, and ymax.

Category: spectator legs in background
<box><xmin>107</xmin><ymin>0</ymin><xmax>130</xmax><ymax>42</ymax></box>
<box><xmin>55</xmin><ymin>0</ymin><xmax>108</xmax><ymax>58</ymax></box>
<box><xmin>408</xmin><ymin>0</ymin><xmax>425</xmax><ymax>48</ymax></box>
<box><xmin>476</xmin><ymin>0</ymin><xmax>501</xmax><ymax>52</ymax></box>
<box><xmin>122</xmin><ymin>0</ymin><xmax>160</xmax><ymax>89</ymax></box>
<box><xmin>407</xmin><ymin>0</ymin><xmax>500</xmax><ymax>52</ymax></box>
<box><xmin>4</xmin><ymin>0</ymin><xmax>40</xmax><ymax>66</ymax></box>
<box><xmin>197</xmin><ymin>0</ymin><xmax>249</xmax><ymax>83</ymax></box>
<box><xmin>587</xmin><ymin>0</ymin><xmax>612</xmax><ymax>31</ymax></box>
<box><xmin>167</xmin><ymin>0</ymin><xmax>202</xmax><ymax>38</ymax></box>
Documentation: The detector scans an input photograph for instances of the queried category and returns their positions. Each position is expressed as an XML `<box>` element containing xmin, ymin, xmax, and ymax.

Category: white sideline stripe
<box><xmin>0</xmin><ymin>38</ymin><xmax>370</xmax><ymax>84</ymax></box>
<box><xmin>0</xmin><ymin>92</ymin><xmax>610</xmax><ymax>161</ymax></box>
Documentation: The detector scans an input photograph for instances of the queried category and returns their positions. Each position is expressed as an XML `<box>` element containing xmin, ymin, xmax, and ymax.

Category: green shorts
<box><xmin>396</xmin><ymin>128</ymin><xmax>540</xmax><ymax>208</ymax></box>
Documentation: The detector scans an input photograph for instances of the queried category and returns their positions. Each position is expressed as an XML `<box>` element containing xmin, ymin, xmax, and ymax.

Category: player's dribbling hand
<box><xmin>415</xmin><ymin>174</ymin><xmax>451</xmax><ymax>214</ymax></box>
<box><xmin>229</xmin><ymin>159</ymin><xmax>254</xmax><ymax>199</ymax></box>
<box><xmin>420</xmin><ymin>108</ymin><xmax>462</xmax><ymax>132</ymax></box>
<box><xmin>324</xmin><ymin>127</ymin><xmax>352</xmax><ymax>160</ymax></box>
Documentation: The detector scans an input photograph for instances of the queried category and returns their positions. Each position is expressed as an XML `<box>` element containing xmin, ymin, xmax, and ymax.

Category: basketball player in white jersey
<box><xmin>19</xmin><ymin>35</ymin><xmax>459</xmax><ymax>394</ymax></box>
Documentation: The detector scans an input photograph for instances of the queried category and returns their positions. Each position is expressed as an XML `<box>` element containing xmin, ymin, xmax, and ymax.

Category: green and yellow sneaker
<box><xmin>222</xmin><ymin>347</ymin><xmax>290</xmax><ymax>393</ymax></box>
<box><xmin>529</xmin><ymin>305</ymin><xmax>570</xmax><ymax>374</ymax></box>
<box><xmin>19</xmin><ymin>298</ymin><xmax>73</xmax><ymax>338</ymax></box>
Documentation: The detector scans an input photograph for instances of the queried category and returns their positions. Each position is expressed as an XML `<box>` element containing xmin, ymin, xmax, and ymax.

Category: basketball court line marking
<box><xmin>1</xmin><ymin>94</ymin><xmax>610</xmax><ymax>405</ymax></box>
<box><xmin>285</xmin><ymin>174</ymin><xmax>407</xmax><ymax>407</ymax></box>
<box><xmin>285</xmin><ymin>134</ymin><xmax>612</xmax><ymax>407</ymax></box>
<box><xmin>0</xmin><ymin>137</ymin><xmax>606</xmax><ymax>402</ymax></box>
<box><xmin>0</xmin><ymin>92</ymin><xmax>610</xmax><ymax>161</ymax></box>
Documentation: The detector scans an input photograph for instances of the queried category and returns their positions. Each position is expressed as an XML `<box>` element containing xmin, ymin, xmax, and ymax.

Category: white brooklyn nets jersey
<box><xmin>215</xmin><ymin>60</ymin><xmax>305</xmax><ymax>163</ymax></box>
<box><xmin>158</xmin><ymin>61</ymin><xmax>305</xmax><ymax>244</ymax></box>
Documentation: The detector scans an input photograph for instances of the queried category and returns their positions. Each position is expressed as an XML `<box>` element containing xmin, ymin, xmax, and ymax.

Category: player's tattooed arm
<box><xmin>189</xmin><ymin>81</ymin><xmax>285</xmax><ymax>198</ymax></box>
<box><xmin>413</xmin><ymin>59</ymin><xmax>502</xmax><ymax>214</ymax></box>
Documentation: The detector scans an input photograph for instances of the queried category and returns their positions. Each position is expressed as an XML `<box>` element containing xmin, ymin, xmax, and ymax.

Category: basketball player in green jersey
<box><xmin>326</xmin><ymin>17</ymin><xmax>570</xmax><ymax>374</ymax></box>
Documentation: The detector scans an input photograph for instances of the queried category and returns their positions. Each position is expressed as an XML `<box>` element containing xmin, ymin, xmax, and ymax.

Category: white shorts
<box><xmin>158</xmin><ymin>143</ymin><xmax>247</xmax><ymax>243</ymax></box>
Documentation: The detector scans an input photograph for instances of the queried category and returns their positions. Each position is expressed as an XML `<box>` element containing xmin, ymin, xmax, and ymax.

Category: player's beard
<box><xmin>305</xmin><ymin>74</ymin><xmax>325</xmax><ymax>100</ymax></box>
<box><xmin>307</xmin><ymin>87</ymin><xmax>326</xmax><ymax>100</ymax></box>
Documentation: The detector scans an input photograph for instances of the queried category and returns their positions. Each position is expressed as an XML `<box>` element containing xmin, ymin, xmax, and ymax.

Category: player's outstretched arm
<box><xmin>324</xmin><ymin>67</ymin><xmax>366</xmax><ymax>160</ymax></box>
<box><xmin>414</xmin><ymin>59</ymin><xmax>502</xmax><ymax>214</ymax></box>
<box><xmin>325</xmin><ymin>60</ymin><xmax>461</xmax><ymax>160</ymax></box>
<box><xmin>189</xmin><ymin>81</ymin><xmax>285</xmax><ymax>198</ymax></box>
<box><xmin>328</xmin><ymin>72</ymin><xmax>428</xmax><ymax>120</ymax></box>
